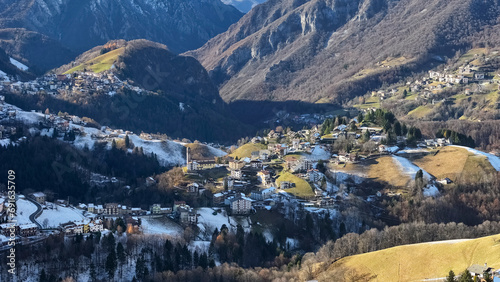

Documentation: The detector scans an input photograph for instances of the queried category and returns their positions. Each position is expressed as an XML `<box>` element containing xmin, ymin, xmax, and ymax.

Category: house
<box><xmin>187</xmin><ymin>161</ymin><xmax>199</xmax><ymax>171</ymax></box>
<box><xmin>188</xmin><ymin>212</ymin><xmax>198</xmax><ymax>225</ymax></box>
<box><xmin>104</xmin><ymin>203</ymin><xmax>119</xmax><ymax>215</ymax></box>
<box><xmin>250</xmin><ymin>160</ymin><xmax>263</xmax><ymax>170</ymax></box>
<box><xmin>259</xmin><ymin>150</ymin><xmax>270</xmax><ymax>160</ymax></box>
<box><xmin>213</xmin><ymin>193</ymin><xmax>226</xmax><ymax>205</ymax></box>
<box><xmin>30</xmin><ymin>192</ymin><xmax>46</xmax><ymax>204</ymax></box>
<box><xmin>197</xmin><ymin>160</ymin><xmax>217</xmax><ymax>170</ymax></box>
<box><xmin>251</xmin><ymin>151</ymin><xmax>260</xmax><ymax>160</ymax></box>
<box><xmin>88</xmin><ymin>219</ymin><xmax>104</xmax><ymax>233</ymax></box>
<box><xmin>87</xmin><ymin>203</ymin><xmax>95</xmax><ymax>213</ymax></box>
<box><xmin>95</xmin><ymin>205</ymin><xmax>104</xmax><ymax>214</ymax></box>
<box><xmin>308</xmin><ymin>169</ymin><xmax>322</xmax><ymax>183</ymax></box>
<box><xmin>229</xmin><ymin>160</ymin><xmax>245</xmax><ymax>170</ymax></box>
<box><xmin>231</xmin><ymin>170</ymin><xmax>243</xmax><ymax>179</ymax></box>
<box><xmin>257</xmin><ymin>170</ymin><xmax>272</xmax><ymax>186</ymax></box>
<box><xmin>187</xmin><ymin>183</ymin><xmax>200</xmax><ymax>193</ymax></box>
<box><xmin>251</xmin><ymin>187</ymin><xmax>276</xmax><ymax>200</ymax></box>
<box><xmin>178</xmin><ymin>206</ymin><xmax>191</xmax><ymax>223</ymax></box>
<box><xmin>229</xmin><ymin>194</ymin><xmax>252</xmax><ymax>215</ymax></box>
<box><xmin>338</xmin><ymin>154</ymin><xmax>358</xmax><ymax>163</ymax></box>
<box><xmin>150</xmin><ymin>204</ymin><xmax>162</xmax><ymax>214</ymax></box>
<box><xmin>467</xmin><ymin>263</ymin><xmax>492</xmax><ymax>279</ymax></box>
<box><xmin>173</xmin><ymin>201</ymin><xmax>187</xmax><ymax>212</ymax></box>
<box><xmin>279</xmin><ymin>181</ymin><xmax>294</xmax><ymax>189</ymax></box>
<box><xmin>19</xmin><ymin>223</ymin><xmax>38</xmax><ymax>237</ymax></box>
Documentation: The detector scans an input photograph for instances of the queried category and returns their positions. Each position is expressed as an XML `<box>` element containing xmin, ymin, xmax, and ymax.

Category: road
<box><xmin>25</xmin><ymin>197</ymin><xmax>43</xmax><ymax>229</ymax></box>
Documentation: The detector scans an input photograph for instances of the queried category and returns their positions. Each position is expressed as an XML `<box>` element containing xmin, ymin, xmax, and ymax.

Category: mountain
<box><xmin>6</xmin><ymin>40</ymin><xmax>252</xmax><ymax>142</ymax></box>
<box><xmin>0</xmin><ymin>0</ymin><xmax>243</xmax><ymax>54</ymax></box>
<box><xmin>188</xmin><ymin>0</ymin><xmax>500</xmax><ymax>104</ymax></box>
<box><xmin>221</xmin><ymin>0</ymin><xmax>268</xmax><ymax>13</ymax></box>
<box><xmin>0</xmin><ymin>28</ymin><xmax>76</xmax><ymax>75</ymax></box>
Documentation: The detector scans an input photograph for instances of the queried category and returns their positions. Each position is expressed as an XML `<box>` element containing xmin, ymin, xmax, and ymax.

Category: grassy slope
<box><xmin>64</xmin><ymin>47</ymin><xmax>125</xmax><ymax>74</ymax></box>
<box><xmin>412</xmin><ymin>146</ymin><xmax>495</xmax><ymax>182</ymax></box>
<box><xmin>229</xmin><ymin>143</ymin><xmax>266</xmax><ymax>159</ymax></box>
<box><xmin>323</xmin><ymin>234</ymin><xmax>500</xmax><ymax>282</ymax></box>
<box><xmin>185</xmin><ymin>143</ymin><xmax>219</xmax><ymax>160</ymax></box>
<box><xmin>276</xmin><ymin>172</ymin><xmax>314</xmax><ymax>198</ymax></box>
<box><xmin>367</xmin><ymin>156</ymin><xmax>410</xmax><ymax>187</ymax></box>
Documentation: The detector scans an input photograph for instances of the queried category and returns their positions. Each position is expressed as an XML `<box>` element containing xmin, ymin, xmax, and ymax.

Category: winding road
<box><xmin>25</xmin><ymin>197</ymin><xmax>43</xmax><ymax>229</ymax></box>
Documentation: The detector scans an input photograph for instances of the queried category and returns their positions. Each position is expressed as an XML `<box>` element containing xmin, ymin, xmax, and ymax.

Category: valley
<box><xmin>0</xmin><ymin>0</ymin><xmax>499</xmax><ymax>281</ymax></box>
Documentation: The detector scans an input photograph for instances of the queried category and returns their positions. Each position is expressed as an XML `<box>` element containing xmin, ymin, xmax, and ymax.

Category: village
<box><xmin>364</xmin><ymin>51</ymin><xmax>500</xmax><ymax>113</ymax></box>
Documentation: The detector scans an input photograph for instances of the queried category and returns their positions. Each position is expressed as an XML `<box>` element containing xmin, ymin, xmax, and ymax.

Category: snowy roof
<box><xmin>19</xmin><ymin>223</ymin><xmax>38</xmax><ymax>229</ymax></box>
<box><xmin>31</xmin><ymin>192</ymin><xmax>45</xmax><ymax>197</ymax></box>
<box><xmin>262</xmin><ymin>187</ymin><xmax>276</xmax><ymax>194</ymax></box>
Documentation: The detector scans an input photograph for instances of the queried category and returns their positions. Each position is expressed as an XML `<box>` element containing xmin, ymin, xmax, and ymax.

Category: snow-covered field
<box><xmin>392</xmin><ymin>155</ymin><xmax>432</xmax><ymax>180</ymax></box>
<box><xmin>450</xmin><ymin>145</ymin><xmax>500</xmax><ymax>171</ymax></box>
<box><xmin>37</xmin><ymin>204</ymin><xmax>86</xmax><ymax>228</ymax></box>
<box><xmin>397</xmin><ymin>148</ymin><xmax>430</xmax><ymax>154</ymax></box>
<box><xmin>10</xmin><ymin>57</ymin><xmax>28</xmax><ymax>71</ymax></box>
<box><xmin>129</xmin><ymin>135</ymin><xmax>185</xmax><ymax>166</ymax></box>
<box><xmin>14</xmin><ymin>110</ymin><xmax>45</xmax><ymax>125</ymax></box>
<box><xmin>307</xmin><ymin>145</ymin><xmax>331</xmax><ymax>161</ymax></box>
<box><xmin>16</xmin><ymin>198</ymin><xmax>38</xmax><ymax>224</ymax></box>
<box><xmin>206</xmin><ymin>145</ymin><xmax>227</xmax><ymax>157</ymax></box>
<box><xmin>140</xmin><ymin>216</ymin><xmax>183</xmax><ymax>236</ymax></box>
<box><xmin>197</xmin><ymin>208</ymin><xmax>251</xmax><ymax>234</ymax></box>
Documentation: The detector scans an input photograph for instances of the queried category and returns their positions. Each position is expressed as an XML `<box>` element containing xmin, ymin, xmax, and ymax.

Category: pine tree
<box><xmin>125</xmin><ymin>135</ymin><xmax>130</xmax><ymax>148</ymax></box>
<box><xmin>459</xmin><ymin>269</ymin><xmax>473</xmax><ymax>282</ymax></box>
<box><xmin>105</xmin><ymin>248</ymin><xmax>117</xmax><ymax>279</ymax></box>
<box><xmin>484</xmin><ymin>271</ymin><xmax>493</xmax><ymax>282</ymax></box>
<box><xmin>39</xmin><ymin>269</ymin><xmax>48</xmax><ymax>282</ymax></box>
<box><xmin>446</xmin><ymin>270</ymin><xmax>456</xmax><ymax>282</ymax></box>
<box><xmin>362</xmin><ymin>130</ymin><xmax>371</xmax><ymax>142</ymax></box>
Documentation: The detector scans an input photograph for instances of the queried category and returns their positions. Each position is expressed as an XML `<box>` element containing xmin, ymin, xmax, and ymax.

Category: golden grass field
<box><xmin>413</xmin><ymin>146</ymin><xmax>496</xmax><ymax>182</ymax></box>
<box><xmin>367</xmin><ymin>156</ymin><xmax>411</xmax><ymax>187</ymax></box>
<box><xmin>229</xmin><ymin>143</ymin><xmax>267</xmax><ymax>159</ymax></box>
<box><xmin>64</xmin><ymin>47</ymin><xmax>125</xmax><ymax>74</ymax></box>
<box><xmin>321</xmin><ymin>234</ymin><xmax>500</xmax><ymax>282</ymax></box>
<box><xmin>276</xmin><ymin>172</ymin><xmax>315</xmax><ymax>198</ymax></box>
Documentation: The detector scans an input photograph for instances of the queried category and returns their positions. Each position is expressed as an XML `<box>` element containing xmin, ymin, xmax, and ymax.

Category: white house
<box><xmin>229</xmin><ymin>195</ymin><xmax>252</xmax><ymax>215</ymax></box>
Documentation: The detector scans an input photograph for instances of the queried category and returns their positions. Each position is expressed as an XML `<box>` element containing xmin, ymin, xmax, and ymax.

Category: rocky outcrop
<box><xmin>188</xmin><ymin>0</ymin><xmax>500</xmax><ymax>103</ymax></box>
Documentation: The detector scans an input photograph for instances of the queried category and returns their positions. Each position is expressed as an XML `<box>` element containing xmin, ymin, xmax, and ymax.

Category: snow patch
<box><xmin>15</xmin><ymin>198</ymin><xmax>38</xmax><ymax>224</ymax></box>
<box><xmin>423</xmin><ymin>184</ymin><xmax>439</xmax><ymax>197</ymax></box>
<box><xmin>307</xmin><ymin>145</ymin><xmax>331</xmax><ymax>161</ymax></box>
<box><xmin>37</xmin><ymin>204</ymin><xmax>86</xmax><ymax>228</ymax></box>
<box><xmin>392</xmin><ymin>155</ymin><xmax>432</xmax><ymax>180</ymax></box>
<box><xmin>140</xmin><ymin>216</ymin><xmax>183</xmax><ymax>236</ymax></box>
<box><xmin>10</xmin><ymin>57</ymin><xmax>28</xmax><ymax>71</ymax></box>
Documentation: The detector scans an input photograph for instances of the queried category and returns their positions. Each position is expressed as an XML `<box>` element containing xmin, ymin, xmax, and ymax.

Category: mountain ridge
<box><xmin>188</xmin><ymin>0</ymin><xmax>500</xmax><ymax>104</ymax></box>
<box><xmin>0</xmin><ymin>0</ymin><xmax>243</xmax><ymax>54</ymax></box>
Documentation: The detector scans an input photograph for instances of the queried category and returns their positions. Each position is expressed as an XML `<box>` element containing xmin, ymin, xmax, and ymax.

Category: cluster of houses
<box><xmin>366</xmin><ymin>57</ymin><xmax>497</xmax><ymax>112</ymax></box>
<box><xmin>0</xmin><ymin>71</ymin><xmax>152</xmax><ymax>98</ymax></box>
<box><xmin>77</xmin><ymin>202</ymin><xmax>172</xmax><ymax>216</ymax></box>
